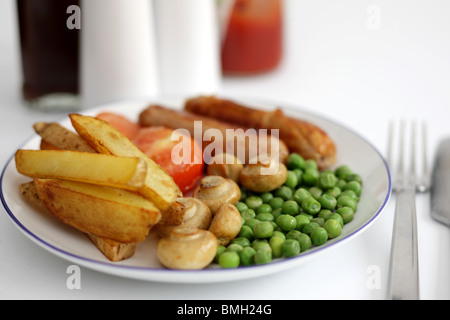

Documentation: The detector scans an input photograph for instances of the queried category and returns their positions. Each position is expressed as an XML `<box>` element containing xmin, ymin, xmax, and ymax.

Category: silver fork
<box><xmin>386</xmin><ymin>120</ymin><xmax>429</xmax><ymax>300</ymax></box>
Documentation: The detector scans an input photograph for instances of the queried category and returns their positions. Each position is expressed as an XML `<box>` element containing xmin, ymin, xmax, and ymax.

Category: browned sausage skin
<box><xmin>184</xmin><ymin>96</ymin><xmax>336</xmax><ymax>169</ymax></box>
<box><xmin>138</xmin><ymin>105</ymin><xmax>289</xmax><ymax>165</ymax></box>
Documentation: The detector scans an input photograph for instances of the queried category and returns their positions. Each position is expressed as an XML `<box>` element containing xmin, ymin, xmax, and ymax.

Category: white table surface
<box><xmin>1</xmin><ymin>0</ymin><xmax>450</xmax><ymax>300</ymax></box>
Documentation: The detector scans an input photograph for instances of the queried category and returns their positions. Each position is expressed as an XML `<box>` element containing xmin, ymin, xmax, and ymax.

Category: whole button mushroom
<box><xmin>209</xmin><ymin>203</ymin><xmax>243</xmax><ymax>246</ymax></box>
<box><xmin>156</xmin><ymin>226</ymin><xmax>218</xmax><ymax>270</ymax></box>
<box><xmin>206</xmin><ymin>152</ymin><xmax>244</xmax><ymax>183</ymax></box>
<box><xmin>239</xmin><ymin>157</ymin><xmax>288</xmax><ymax>193</ymax></box>
<box><xmin>193</xmin><ymin>175</ymin><xmax>241</xmax><ymax>215</ymax></box>
<box><xmin>154</xmin><ymin>197</ymin><xmax>212</xmax><ymax>238</ymax></box>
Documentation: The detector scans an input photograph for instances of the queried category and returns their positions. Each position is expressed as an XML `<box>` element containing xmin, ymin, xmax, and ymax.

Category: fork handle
<box><xmin>388</xmin><ymin>185</ymin><xmax>420</xmax><ymax>300</ymax></box>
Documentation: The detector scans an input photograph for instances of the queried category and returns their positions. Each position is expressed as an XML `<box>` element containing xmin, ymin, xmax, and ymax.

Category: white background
<box><xmin>1</xmin><ymin>0</ymin><xmax>450</xmax><ymax>299</ymax></box>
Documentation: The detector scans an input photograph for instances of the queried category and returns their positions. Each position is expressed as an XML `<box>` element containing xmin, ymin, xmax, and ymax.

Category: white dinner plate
<box><xmin>0</xmin><ymin>96</ymin><xmax>391</xmax><ymax>283</ymax></box>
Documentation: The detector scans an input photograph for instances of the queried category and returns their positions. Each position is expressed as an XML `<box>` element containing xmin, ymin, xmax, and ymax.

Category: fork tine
<box><xmin>418</xmin><ymin>121</ymin><xmax>429</xmax><ymax>192</ymax></box>
<box><xmin>390</xmin><ymin>119</ymin><xmax>405</xmax><ymax>190</ymax></box>
<box><xmin>409</xmin><ymin>120</ymin><xmax>417</xmax><ymax>184</ymax></box>
<box><xmin>389</xmin><ymin>119</ymin><xmax>429</xmax><ymax>192</ymax></box>
<box><xmin>386</xmin><ymin>120</ymin><xmax>394</xmax><ymax>170</ymax></box>
<box><xmin>396</xmin><ymin>120</ymin><xmax>406</xmax><ymax>189</ymax></box>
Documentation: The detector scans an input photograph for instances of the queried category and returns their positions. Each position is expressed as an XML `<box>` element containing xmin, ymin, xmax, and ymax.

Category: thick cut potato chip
<box><xmin>69</xmin><ymin>113</ymin><xmax>182</xmax><ymax>210</ymax></box>
<box><xmin>34</xmin><ymin>178</ymin><xmax>161</xmax><ymax>243</ymax></box>
<box><xmin>86</xmin><ymin>234</ymin><xmax>137</xmax><ymax>262</ymax></box>
<box><xmin>15</xmin><ymin>149</ymin><xmax>147</xmax><ymax>190</ymax></box>
<box><xmin>19</xmin><ymin>181</ymin><xmax>137</xmax><ymax>261</ymax></box>
<box><xmin>33</xmin><ymin>122</ymin><xmax>95</xmax><ymax>153</ymax></box>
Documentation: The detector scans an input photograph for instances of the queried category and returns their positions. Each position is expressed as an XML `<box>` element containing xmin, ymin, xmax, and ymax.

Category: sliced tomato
<box><xmin>132</xmin><ymin>127</ymin><xmax>204</xmax><ymax>193</ymax></box>
<box><xmin>96</xmin><ymin>112</ymin><xmax>141</xmax><ymax>140</ymax></box>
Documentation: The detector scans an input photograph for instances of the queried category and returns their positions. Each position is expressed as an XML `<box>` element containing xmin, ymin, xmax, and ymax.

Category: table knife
<box><xmin>430</xmin><ymin>138</ymin><xmax>450</xmax><ymax>227</ymax></box>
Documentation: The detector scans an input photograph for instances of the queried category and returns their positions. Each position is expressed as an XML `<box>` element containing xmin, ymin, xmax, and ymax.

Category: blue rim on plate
<box><xmin>0</xmin><ymin>97</ymin><xmax>392</xmax><ymax>283</ymax></box>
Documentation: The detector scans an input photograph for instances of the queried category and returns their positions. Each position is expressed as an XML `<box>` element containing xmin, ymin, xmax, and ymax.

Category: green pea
<box><xmin>335</xmin><ymin>165</ymin><xmax>352</xmax><ymax>180</ymax></box>
<box><xmin>346</xmin><ymin>173</ymin><xmax>363</xmax><ymax>185</ymax></box>
<box><xmin>239</xmin><ymin>189</ymin><xmax>248</xmax><ymax>202</ymax></box>
<box><xmin>235</xmin><ymin>201</ymin><xmax>248</xmax><ymax>213</ymax></box>
<box><xmin>286</xmin><ymin>153</ymin><xmax>305</xmax><ymax>170</ymax></box>
<box><xmin>336</xmin><ymin>179</ymin><xmax>347</xmax><ymax>189</ymax></box>
<box><xmin>309</xmin><ymin>186</ymin><xmax>323</xmax><ymax>200</ymax></box>
<box><xmin>293</xmin><ymin>169</ymin><xmax>303</xmax><ymax>185</ymax></box>
<box><xmin>231</xmin><ymin>237</ymin><xmax>251</xmax><ymax>247</ymax></box>
<box><xmin>327</xmin><ymin>213</ymin><xmax>344</xmax><ymax>227</ymax></box>
<box><xmin>252</xmin><ymin>239</ymin><xmax>272</xmax><ymax>252</ymax></box>
<box><xmin>303</xmin><ymin>168</ymin><xmax>319</xmax><ymax>185</ymax></box>
<box><xmin>215</xmin><ymin>245</ymin><xmax>226</xmax><ymax>263</ymax></box>
<box><xmin>282</xmin><ymin>200</ymin><xmax>300</xmax><ymax>216</ymax></box>
<box><xmin>269</xmin><ymin>236</ymin><xmax>285</xmax><ymax>258</ymax></box>
<box><xmin>254</xmin><ymin>249</ymin><xmax>272</xmax><ymax>265</ymax></box>
<box><xmin>325</xmin><ymin>186</ymin><xmax>341</xmax><ymax>198</ymax></box>
<box><xmin>302</xmin><ymin>222</ymin><xmax>320</xmax><ymax>235</ymax></box>
<box><xmin>271</xmin><ymin>207</ymin><xmax>282</xmax><ymax>220</ymax></box>
<box><xmin>293</xmin><ymin>188</ymin><xmax>311</xmax><ymax>205</ymax></box>
<box><xmin>284</xmin><ymin>170</ymin><xmax>299</xmax><ymax>189</ymax></box>
<box><xmin>256</xmin><ymin>204</ymin><xmax>272</xmax><ymax>214</ymax></box>
<box><xmin>239</xmin><ymin>246</ymin><xmax>256</xmax><ymax>266</ymax></box>
<box><xmin>285</xmin><ymin>230</ymin><xmax>303</xmax><ymax>242</ymax></box>
<box><xmin>272</xmin><ymin>230</ymin><xmax>286</xmax><ymax>240</ymax></box>
<box><xmin>256</xmin><ymin>212</ymin><xmax>274</xmax><ymax>222</ymax></box>
<box><xmin>318</xmin><ymin>193</ymin><xmax>337</xmax><ymax>210</ymax></box>
<box><xmin>318</xmin><ymin>209</ymin><xmax>333</xmax><ymax>220</ymax></box>
<box><xmin>276</xmin><ymin>214</ymin><xmax>297</xmax><ymax>232</ymax></box>
<box><xmin>337</xmin><ymin>195</ymin><xmax>357</xmax><ymax>212</ymax></box>
<box><xmin>304</xmin><ymin>159</ymin><xmax>318</xmax><ymax>170</ymax></box>
<box><xmin>219</xmin><ymin>251</ymin><xmax>240</xmax><ymax>268</ymax></box>
<box><xmin>270</xmin><ymin>221</ymin><xmax>279</xmax><ymax>231</ymax></box>
<box><xmin>337</xmin><ymin>206</ymin><xmax>355</xmax><ymax>224</ymax></box>
<box><xmin>297</xmin><ymin>233</ymin><xmax>312</xmax><ymax>252</ymax></box>
<box><xmin>295</xmin><ymin>214</ymin><xmax>311</xmax><ymax>231</ymax></box>
<box><xmin>260</xmin><ymin>192</ymin><xmax>274</xmax><ymax>203</ymax></box>
<box><xmin>238</xmin><ymin>225</ymin><xmax>254</xmax><ymax>241</ymax></box>
<box><xmin>269</xmin><ymin>197</ymin><xmax>284</xmax><ymax>209</ymax></box>
<box><xmin>343</xmin><ymin>180</ymin><xmax>362</xmax><ymax>197</ymax></box>
<box><xmin>310</xmin><ymin>227</ymin><xmax>328</xmax><ymax>246</ymax></box>
<box><xmin>253</xmin><ymin>221</ymin><xmax>274</xmax><ymax>239</ymax></box>
<box><xmin>241</xmin><ymin>208</ymin><xmax>256</xmax><ymax>221</ymax></box>
<box><xmin>282</xmin><ymin>239</ymin><xmax>300</xmax><ymax>257</ymax></box>
<box><xmin>318</xmin><ymin>171</ymin><xmax>337</xmax><ymax>189</ymax></box>
<box><xmin>226</xmin><ymin>243</ymin><xmax>244</xmax><ymax>253</ymax></box>
<box><xmin>312</xmin><ymin>217</ymin><xmax>324</xmax><ymax>226</ymax></box>
<box><xmin>301</xmin><ymin>196</ymin><xmax>321</xmax><ymax>215</ymax></box>
<box><xmin>274</xmin><ymin>186</ymin><xmax>293</xmax><ymax>200</ymax></box>
<box><xmin>245</xmin><ymin>196</ymin><xmax>263</xmax><ymax>210</ymax></box>
<box><xmin>340</xmin><ymin>189</ymin><xmax>360</xmax><ymax>202</ymax></box>
<box><xmin>323</xmin><ymin>219</ymin><xmax>342</xmax><ymax>239</ymax></box>
<box><xmin>245</xmin><ymin>218</ymin><xmax>259</xmax><ymax>229</ymax></box>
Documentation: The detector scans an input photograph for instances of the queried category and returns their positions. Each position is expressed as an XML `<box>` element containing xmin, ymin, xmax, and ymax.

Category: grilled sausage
<box><xmin>138</xmin><ymin>105</ymin><xmax>289</xmax><ymax>165</ymax></box>
<box><xmin>184</xmin><ymin>96</ymin><xmax>336</xmax><ymax>169</ymax></box>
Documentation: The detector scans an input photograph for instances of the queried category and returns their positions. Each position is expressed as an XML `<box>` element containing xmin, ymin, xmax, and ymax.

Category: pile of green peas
<box><xmin>215</xmin><ymin>152</ymin><xmax>363</xmax><ymax>269</ymax></box>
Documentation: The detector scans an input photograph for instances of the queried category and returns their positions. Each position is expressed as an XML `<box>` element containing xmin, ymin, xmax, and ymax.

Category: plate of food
<box><xmin>0</xmin><ymin>95</ymin><xmax>391</xmax><ymax>283</ymax></box>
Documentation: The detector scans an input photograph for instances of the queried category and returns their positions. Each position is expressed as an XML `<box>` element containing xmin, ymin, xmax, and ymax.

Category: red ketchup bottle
<box><xmin>221</xmin><ymin>0</ymin><xmax>283</xmax><ymax>74</ymax></box>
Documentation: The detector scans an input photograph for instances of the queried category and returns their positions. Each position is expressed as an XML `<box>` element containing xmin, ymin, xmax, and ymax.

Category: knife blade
<box><xmin>430</xmin><ymin>138</ymin><xmax>450</xmax><ymax>227</ymax></box>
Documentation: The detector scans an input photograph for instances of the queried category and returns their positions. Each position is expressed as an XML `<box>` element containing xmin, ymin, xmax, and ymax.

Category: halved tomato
<box><xmin>96</xmin><ymin>112</ymin><xmax>141</xmax><ymax>140</ymax></box>
<box><xmin>132</xmin><ymin>127</ymin><xmax>204</xmax><ymax>193</ymax></box>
